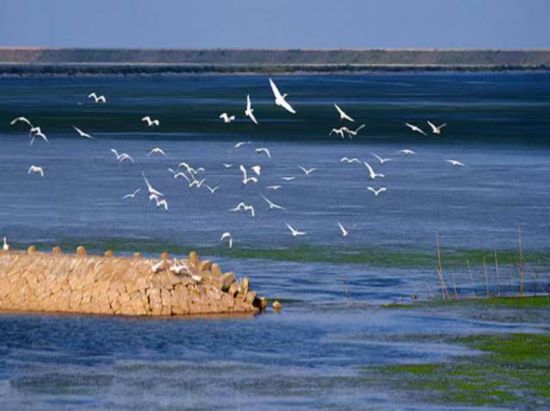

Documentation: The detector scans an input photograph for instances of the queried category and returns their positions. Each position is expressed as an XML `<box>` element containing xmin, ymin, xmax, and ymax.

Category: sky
<box><xmin>0</xmin><ymin>0</ymin><xmax>549</xmax><ymax>49</ymax></box>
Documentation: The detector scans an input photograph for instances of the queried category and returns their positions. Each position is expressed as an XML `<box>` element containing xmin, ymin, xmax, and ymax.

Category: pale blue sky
<box><xmin>0</xmin><ymin>0</ymin><xmax>548</xmax><ymax>49</ymax></box>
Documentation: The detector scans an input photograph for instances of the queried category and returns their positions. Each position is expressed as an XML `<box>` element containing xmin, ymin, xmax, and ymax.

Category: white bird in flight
<box><xmin>154</xmin><ymin>197</ymin><xmax>168</xmax><ymax>211</ymax></box>
<box><xmin>251</xmin><ymin>165</ymin><xmax>262</xmax><ymax>176</ymax></box>
<box><xmin>261</xmin><ymin>194</ymin><xmax>285</xmax><ymax>210</ymax></box>
<box><xmin>285</xmin><ymin>223</ymin><xmax>306</xmax><ymax>237</ymax></box>
<box><xmin>220</xmin><ymin>232</ymin><xmax>233</xmax><ymax>249</ymax></box>
<box><xmin>10</xmin><ymin>116</ymin><xmax>33</xmax><ymax>128</ymax></box>
<box><xmin>110</xmin><ymin>149</ymin><xmax>134</xmax><ymax>163</ymax></box>
<box><xmin>148</xmin><ymin>147</ymin><xmax>166</xmax><ymax>157</ymax></box>
<box><xmin>205</xmin><ymin>184</ymin><xmax>220</xmax><ymax>194</ymax></box>
<box><xmin>245</xmin><ymin>94</ymin><xmax>259</xmax><ymax>125</ymax></box>
<box><xmin>29</xmin><ymin>127</ymin><xmax>48</xmax><ymax>145</ymax></box>
<box><xmin>340</xmin><ymin>157</ymin><xmax>361</xmax><ymax>164</ymax></box>
<box><xmin>189</xmin><ymin>178</ymin><xmax>207</xmax><ymax>189</ymax></box>
<box><xmin>372</xmin><ymin>153</ymin><xmax>392</xmax><ymax>164</ymax></box>
<box><xmin>234</xmin><ymin>141</ymin><xmax>251</xmax><ymax>149</ymax></box>
<box><xmin>345</xmin><ymin>124</ymin><xmax>366</xmax><ymax>138</ymax></box>
<box><xmin>299</xmin><ymin>166</ymin><xmax>317</xmax><ymax>176</ymax></box>
<box><xmin>72</xmin><ymin>126</ymin><xmax>94</xmax><ymax>139</ymax></box>
<box><xmin>142</xmin><ymin>116</ymin><xmax>160</xmax><ymax>127</ymax></box>
<box><xmin>28</xmin><ymin>165</ymin><xmax>44</xmax><ymax>177</ymax></box>
<box><xmin>367</xmin><ymin>186</ymin><xmax>387</xmax><ymax>197</ymax></box>
<box><xmin>427</xmin><ymin>121</ymin><xmax>447</xmax><ymax>135</ymax></box>
<box><xmin>222</xmin><ymin>163</ymin><xmax>233</xmax><ymax>169</ymax></box>
<box><xmin>282</xmin><ymin>177</ymin><xmax>295</xmax><ymax>182</ymax></box>
<box><xmin>219</xmin><ymin>113</ymin><xmax>236</xmax><ymax>123</ymax></box>
<box><xmin>178</xmin><ymin>162</ymin><xmax>204</xmax><ymax>176</ymax></box>
<box><xmin>446</xmin><ymin>159</ymin><xmax>466</xmax><ymax>167</ymax></box>
<box><xmin>334</xmin><ymin>104</ymin><xmax>355</xmax><ymax>122</ymax></box>
<box><xmin>363</xmin><ymin>162</ymin><xmax>385</xmax><ymax>179</ymax></box>
<box><xmin>405</xmin><ymin>123</ymin><xmax>427</xmax><ymax>136</ymax></box>
<box><xmin>230</xmin><ymin>202</ymin><xmax>255</xmax><ymax>217</ymax></box>
<box><xmin>122</xmin><ymin>188</ymin><xmax>141</xmax><ymax>199</ymax></box>
<box><xmin>267</xmin><ymin>185</ymin><xmax>282</xmax><ymax>191</ymax></box>
<box><xmin>143</xmin><ymin>172</ymin><xmax>164</xmax><ymax>197</ymax></box>
<box><xmin>330</xmin><ymin>127</ymin><xmax>347</xmax><ymax>139</ymax></box>
<box><xmin>337</xmin><ymin>221</ymin><xmax>349</xmax><ymax>238</ymax></box>
<box><xmin>88</xmin><ymin>92</ymin><xmax>107</xmax><ymax>103</ymax></box>
<box><xmin>269</xmin><ymin>78</ymin><xmax>296</xmax><ymax>114</ymax></box>
<box><xmin>240</xmin><ymin>165</ymin><xmax>258</xmax><ymax>185</ymax></box>
<box><xmin>399</xmin><ymin>149</ymin><xmax>416</xmax><ymax>156</ymax></box>
<box><xmin>168</xmin><ymin>168</ymin><xmax>191</xmax><ymax>181</ymax></box>
<box><xmin>255</xmin><ymin>147</ymin><xmax>271</xmax><ymax>158</ymax></box>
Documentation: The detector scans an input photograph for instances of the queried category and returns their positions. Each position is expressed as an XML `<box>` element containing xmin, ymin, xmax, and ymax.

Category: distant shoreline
<box><xmin>1</xmin><ymin>48</ymin><xmax>549</xmax><ymax>75</ymax></box>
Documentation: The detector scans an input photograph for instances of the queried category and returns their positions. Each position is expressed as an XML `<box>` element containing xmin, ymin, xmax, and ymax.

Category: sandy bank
<box><xmin>0</xmin><ymin>247</ymin><xmax>266</xmax><ymax>317</ymax></box>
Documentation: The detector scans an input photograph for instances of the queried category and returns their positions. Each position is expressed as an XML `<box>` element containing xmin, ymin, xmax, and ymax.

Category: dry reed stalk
<box><xmin>518</xmin><ymin>226</ymin><xmax>525</xmax><ymax>296</ymax></box>
<box><xmin>435</xmin><ymin>235</ymin><xmax>449</xmax><ymax>299</ymax></box>
<box><xmin>483</xmin><ymin>256</ymin><xmax>489</xmax><ymax>296</ymax></box>
<box><xmin>494</xmin><ymin>251</ymin><xmax>501</xmax><ymax>297</ymax></box>
<box><xmin>467</xmin><ymin>260</ymin><xmax>477</xmax><ymax>297</ymax></box>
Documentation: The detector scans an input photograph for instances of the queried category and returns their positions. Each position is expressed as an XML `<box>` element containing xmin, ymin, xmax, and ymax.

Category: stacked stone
<box><xmin>0</xmin><ymin>247</ymin><xmax>266</xmax><ymax>316</ymax></box>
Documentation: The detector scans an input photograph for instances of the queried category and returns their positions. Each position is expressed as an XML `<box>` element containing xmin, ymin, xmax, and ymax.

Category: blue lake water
<box><xmin>0</xmin><ymin>73</ymin><xmax>549</xmax><ymax>409</ymax></box>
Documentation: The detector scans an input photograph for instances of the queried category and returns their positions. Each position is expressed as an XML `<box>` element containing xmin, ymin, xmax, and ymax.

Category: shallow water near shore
<box><xmin>0</xmin><ymin>73</ymin><xmax>549</xmax><ymax>409</ymax></box>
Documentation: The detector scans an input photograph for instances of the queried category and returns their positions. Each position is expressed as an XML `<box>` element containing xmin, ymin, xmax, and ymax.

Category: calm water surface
<box><xmin>0</xmin><ymin>73</ymin><xmax>549</xmax><ymax>409</ymax></box>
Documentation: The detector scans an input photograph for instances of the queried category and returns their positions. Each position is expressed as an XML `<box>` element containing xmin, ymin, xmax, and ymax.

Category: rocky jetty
<box><xmin>0</xmin><ymin>247</ymin><xmax>267</xmax><ymax>316</ymax></box>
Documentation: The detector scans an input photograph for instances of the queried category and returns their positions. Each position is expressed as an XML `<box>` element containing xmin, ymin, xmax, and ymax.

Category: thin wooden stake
<box><xmin>435</xmin><ymin>234</ymin><xmax>449</xmax><ymax>299</ymax></box>
<box><xmin>518</xmin><ymin>226</ymin><xmax>525</xmax><ymax>296</ymax></box>
<box><xmin>483</xmin><ymin>255</ymin><xmax>489</xmax><ymax>297</ymax></box>
<box><xmin>494</xmin><ymin>251</ymin><xmax>501</xmax><ymax>297</ymax></box>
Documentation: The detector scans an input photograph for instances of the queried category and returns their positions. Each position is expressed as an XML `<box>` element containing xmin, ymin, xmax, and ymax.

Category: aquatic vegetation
<box><xmin>364</xmin><ymin>333</ymin><xmax>550</xmax><ymax>406</ymax></box>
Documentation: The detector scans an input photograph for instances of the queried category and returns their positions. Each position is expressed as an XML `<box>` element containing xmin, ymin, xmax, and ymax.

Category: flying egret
<box><xmin>337</xmin><ymin>222</ymin><xmax>349</xmax><ymax>238</ymax></box>
<box><xmin>88</xmin><ymin>92</ymin><xmax>107</xmax><ymax>103</ymax></box>
<box><xmin>10</xmin><ymin>116</ymin><xmax>33</xmax><ymax>127</ymax></box>
<box><xmin>219</xmin><ymin>113</ymin><xmax>236</xmax><ymax>123</ymax></box>
<box><xmin>72</xmin><ymin>126</ymin><xmax>94</xmax><ymax>139</ymax></box>
<box><xmin>334</xmin><ymin>104</ymin><xmax>355</xmax><ymax>122</ymax></box>
<box><xmin>205</xmin><ymin>184</ymin><xmax>220</xmax><ymax>194</ymax></box>
<box><xmin>222</xmin><ymin>163</ymin><xmax>233</xmax><ymax>169</ymax></box>
<box><xmin>230</xmin><ymin>202</ymin><xmax>255</xmax><ymax>217</ymax></box>
<box><xmin>220</xmin><ymin>232</ymin><xmax>233</xmax><ymax>249</ymax></box>
<box><xmin>330</xmin><ymin>127</ymin><xmax>346</xmax><ymax>139</ymax></box>
<box><xmin>299</xmin><ymin>166</ymin><xmax>317</xmax><ymax>176</ymax></box>
<box><xmin>261</xmin><ymin>194</ymin><xmax>285</xmax><ymax>210</ymax></box>
<box><xmin>282</xmin><ymin>177</ymin><xmax>295</xmax><ymax>182</ymax></box>
<box><xmin>446</xmin><ymin>159</ymin><xmax>466</xmax><ymax>167</ymax></box>
<box><xmin>250</xmin><ymin>165</ymin><xmax>262</xmax><ymax>176</ymax></box>
<box><xmin>285</xmin><ymin>223</ymin><xmax>306</xmax><ymax>237</ymax></box>
<box><xmin>345</xmin><ymin>124</ymin><xmax>366</xmax><ymax>138</ymax></box>
<box><xmin>367</xmin><ymin>186</ymin><xmax>387</xmax><ymax>197</ymax></box>
<box><xmin>371</xmin><ymin>153</ymin><xmax>392</xmax><ymax>164</ymax></box>
<box><xmin>142</xmin><ymin>172</ymin><xmax>164</xmax><ymax>197</ymax></box>
<box><xmin>189</xmin><ymin>178</ymin><xmax>207</xmax><ymax>189</ymax></box>
<box><xmin>405</xmin><ymin>123</ymin><xmax>427</xmax><ymax>136</ymax></box>
<box><xmin>122</xmin><ymin>188</ymin><xmax>141</xmax><ymax>199</ymax></box>
<box><xmin>28</xmin><ymin>165</ymin><xmax>44</xmax><ymax>177</ymax></box>
<box><xmin>427</xmin><ymin>121</ymin><xmax>447</xmax><ymax>135</ymax></box>
<box><xmin>240</xmin><ymin>165</ymin><xmax>258</xmax><ymax>185</ymax></box>
<box><xmin>142</xmin><ymin>116</ymin><xmax>160</xmax><ymax>126</ymax></box>
<box><xmin>245</xmin><ymin>94</ymin><xmax>259</xmax><ymax>125</ymax></box>
<box><xmin>340</xmin><ymin>157</ymin><xmax>361</xmax><ymax>164</ymax></box>
<box><xmin>168</xmin><ymin>168</ymin><xmax>191</xmax><ymax>182</ymax></box>
<box><xmin>267</xmin><ymin>185</ymin><xmax>282</xmax><ymax>191</ymax></box>
<box><xmin>110</xmin><ymin>149</ymin><xmax>134</xmax><ymax>164</ymax></box>
<box><xmin>178</xmin><ymin>162</ymin><xmax>204</xmax><ymax>175</ymax></box>
<box><xmin>399</xmin><ymin>149</ymin><xmax>416</xmax><ymax>156</ymax></box>
<box><xmin>255</xmin><ymin>147</ymin><xmax>271</xmax><ymax>158</ymax></box>
<box><xmin>269</xmin><ymin>78</ymin><xmax>296</xmax><ymax>114</ymax></box>
<box><xmin>147</xmin><ymin>147</ymin><xmax>166</xmax><ymax>157</ymax></box>
<box><xmin>29</xmin><ymin>127</ymin><xmax>48</xmax><ymax>145</ymax></box>
<box><xmin>363</xmin><ymin>162</ymin><xmax>385</xmax><ymax>179</ymax></box>
<box><xmin>234</xmin><ymin>141</ymin><xmax>251</xmax><ymax>149</ymax></box>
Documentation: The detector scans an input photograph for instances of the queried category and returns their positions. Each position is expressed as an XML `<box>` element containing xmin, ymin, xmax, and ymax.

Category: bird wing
<box><xmin>269</xmin><ymin>78</ymin><xmax>282</xmax><ymax>100</ymax></box>
<box><xmin>279</xmin><ymin>98</ymin><xmax>296</xmax><ymax>114</ymax></box>
<box><xmin>427</xmin><ymin>121</ymin><xmax>437</xmax><ymax>132</ymax></box>
<box><xmin>364</xmin><ymin>162</ymin><xmax>375</xmax><ymax>175</ymax></box>
<box><xmin>246</xmin><ymin>95</ymin><xmax>252</xmax><ymax>111</ymax></box>
<box><xmin>337</xmin><ymin>222</ymin><xmax>346</xmax><ymax>235</ymax></box>
<box><xmin>249</xmin><ymin>111</ymin><xmax>259</xmax><ymax>125</ymax></box>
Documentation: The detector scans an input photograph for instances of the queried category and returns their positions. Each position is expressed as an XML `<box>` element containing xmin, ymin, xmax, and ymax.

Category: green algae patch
<box><xmin>383</xmin><ymin>295</ymin><xmax>550</xmax><ymax>310</ymax></box>
<box><xmin>367</xmin><ymin>333</ymin><xmax>550</xmax><ymax>407</ymax></box>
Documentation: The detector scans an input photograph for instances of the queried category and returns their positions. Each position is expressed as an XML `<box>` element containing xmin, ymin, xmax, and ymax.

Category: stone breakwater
<box><xmin>0</xmin><ymin>247</ymin><xmax>267</xmax><ymax>316</ymax></box>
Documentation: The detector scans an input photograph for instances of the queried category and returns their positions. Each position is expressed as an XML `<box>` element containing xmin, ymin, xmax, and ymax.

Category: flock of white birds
<box><xmin>7</xmin><ymin>78</ymin><xmax>466</xmax><ymax>250</ymax></box>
